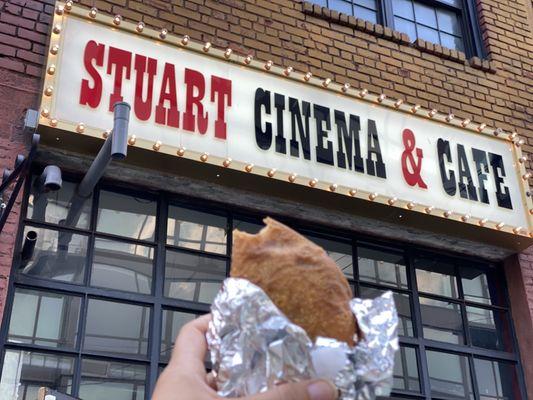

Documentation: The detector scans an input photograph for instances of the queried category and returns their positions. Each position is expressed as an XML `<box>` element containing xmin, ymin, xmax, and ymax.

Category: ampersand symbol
<box><xmin>401</xmin><ymin>129</ymin><xmax>427</xmax><ymax>189</ymax></box>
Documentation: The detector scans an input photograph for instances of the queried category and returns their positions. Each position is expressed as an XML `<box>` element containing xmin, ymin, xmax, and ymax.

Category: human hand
<box><xmin>152</xmin><ymin>314</ymin><xmax>338</xmax><ymax>400</ymax></box>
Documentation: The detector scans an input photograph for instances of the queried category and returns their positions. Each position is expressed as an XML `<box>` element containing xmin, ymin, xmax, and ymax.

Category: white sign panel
<box><xmin>41</xmin><ymin>13</ymin><xmax>531</xmax><ymax>233</ymax></box>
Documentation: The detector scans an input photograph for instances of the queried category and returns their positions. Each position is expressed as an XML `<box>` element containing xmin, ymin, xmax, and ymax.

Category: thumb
<box><xmin>240</xmin><ymin>379</ymin><xmax>338</xmax><ymax>400</ymax></box>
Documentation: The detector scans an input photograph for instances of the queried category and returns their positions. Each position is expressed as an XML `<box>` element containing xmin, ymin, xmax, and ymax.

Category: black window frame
<box><xmin>313</xmin><ymin>0</ymin><xmax>485</xmax><ymax>58</ymax></box>
<box><xmin>0</xmin><ymin>168</ymin><xmax>526</xmax><ymax>399</ymax></box>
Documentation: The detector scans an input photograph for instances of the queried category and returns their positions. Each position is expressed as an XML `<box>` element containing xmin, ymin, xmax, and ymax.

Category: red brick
<box><xmin>0</xmin><ymin>12</ymin><xmax>35</xmax><ymax>30</ymax></box>
<box><xmin>0</xmin><ymin>44</ymin><xmax>16</xmax><ymax>57</ymax></box>
<box><xmin>25</xmin><ymin>64</ymin><xmax>42</xmax><ymax>77</ymax></box>
<box><xmin>0</xmin><ymin>57</ymin><xmax>25</xmax><ymax>72</ymax></box>
<box><xmin>0</xmin><ymin>23</ymin><xmax>16</xmax><ymax>36</ymax></box>
<box><xmin>16</xmin><ymin>49</ymin><xmax>43</xmax><ymax>64</ymax></box>
<box><xmin>4</xmin><ymin>3</ymin><xmax>22</xmax><ymax>14</ymax></box>
<box><xmin>17</xmin><ymin>28</ymin><xmax>47</xmax><ymax>44</ymax></box>
<box><xmin>10</xmin><ymin>0</ymin><xmax>43</xmax><ymax>11</ymax></box>
<box><xmin>22</xmin><ymin>8</ymin><xmax>40</xmax><ymax>20</ymax></box>
<box><xmin>0</xmin><ymin>32</ymin><xmax>31</xmax><ymax>50</ymax></box>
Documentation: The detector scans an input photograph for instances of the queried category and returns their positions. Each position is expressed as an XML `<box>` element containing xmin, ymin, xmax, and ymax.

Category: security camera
<box><xmin>34</xmin><ymin>165</ymin><xmax>62</xmax><ymax>193</ymax></box>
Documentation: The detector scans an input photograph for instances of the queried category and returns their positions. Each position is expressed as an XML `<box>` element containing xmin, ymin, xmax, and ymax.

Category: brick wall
<box><xmin>0</xmin><ymin>0</ymin><xmax>48</xmax><ymax>316</ymax></box>
<box><xmin>0</xmin><ymin>0</ymin><xmax>532</xmax><ymax>387</ymax></box>
<box><xmin>519</xmin><ymin>248</ymin><xmax>533</xmax><ymax>324</ymax></box>
<box><xmin>0</xmin><ymin>68</ymin><xmax>40</xmax><ymax>318</ymax></box>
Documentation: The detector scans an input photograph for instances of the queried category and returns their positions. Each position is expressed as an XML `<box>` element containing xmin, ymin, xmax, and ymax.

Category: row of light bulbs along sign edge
<box><xmin>40</xmin><ymin>1</ymin><xmax>533</xmax><ymax>237</ymax></box>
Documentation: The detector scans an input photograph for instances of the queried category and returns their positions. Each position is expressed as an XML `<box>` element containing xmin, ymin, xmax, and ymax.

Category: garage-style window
<box><xmin>0</xmin><ymin>173</ymin><xmax>526</xmax><ymax>399</ymax></box>
<box><xmin>309</xmin><ymin>0</ymin><xmax>484</xmax><ymax>57</ymax></box>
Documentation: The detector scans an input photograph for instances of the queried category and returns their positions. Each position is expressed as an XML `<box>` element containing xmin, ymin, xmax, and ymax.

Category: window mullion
<box><xmin>455</xmin><ymin>264</ymin><xmax>473</xmax><ymax>350</ymax></box>
<box><xmin>73</xmin><ymin>293</ymin><xmax>89</xmax><ymax>398</ymax></box>
<box><xmin>381</xmin><ymin>0</ymin><xmax>395</xmax><ymax>28</ymax></box>
<box><xmin>406</xmin><ymin>247</ymin><xmax>431</xmax><ymax>399</ymax></box>
<box><xmin>148</xmin><ymin>193</ymin><xmax>169</xmax><ymax>397</ymax></box>
<box><xmin>460</xmin><ymin>0</ymin><xmax>483</xmax><ymax>58</ymax></box>
<box><xmin>72</xmin><ymin>187</ymin><xmax>98</xmax><ymax>398</ymax></box>
<box><xmin>468</xmin><ymin>355</ymin><xmax>481</xmax><ymax>400</ymax></box>
<box><xmin>352</xmin><ymin>239</ymin><xmax>359</xmax><ymax>284</ymax></box>
<box><xmin>84</xmin><ymin>186</ymin><xmax>100</xmax><ymax>287</ymax></box>
<box><xmin>227</xmin><ymin>214</ymin><xmax>233</xmax><ymax>277</ymax></box>
<box><xmin>71</xmin><ymin>332</ymin><xmax>82</xmax><ymax>396</ymax></box>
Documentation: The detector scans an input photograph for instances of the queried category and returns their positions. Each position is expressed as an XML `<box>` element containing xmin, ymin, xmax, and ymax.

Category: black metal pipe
<box><xmin>59</xmin><ymin>102</ymin><xmax>130</xmax><ymax>244</ymax></box>
<box><xmin>0</xmin><ymin>134</ymin><xmax>39</xmax><ymax>234</ymax></box>
<box><xmin>20</xmin><ymin>230</ymin><xmax>37</xmax><ymax>268</ymax></box>
<box><xmin>111</xmin><ymin>101</ymin><xmax>130</xmax><ymax>159</ymax></box>
<box><xmin>2</xmin><ymin>169</ymin><xmax>11</xmax><ymax>184</ymax></box>
<box><xmin>76</xmin><ymin>101</ymin><xmax>130</xmax><ymax>198</ymax></box>
<box><xmin>0</xmin><ymin>154</ymin><xmax>28</xmax><ymax>194</ymax></box>
<box><xmin>14</xmin><ymin>154</ymin><xmax>25</xmax><ymax>169</ymax></box>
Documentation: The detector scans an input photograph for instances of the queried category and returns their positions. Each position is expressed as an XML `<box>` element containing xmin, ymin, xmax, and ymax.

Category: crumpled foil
<box><xmin>207</xmin><ymin>278</ymin><xmax>398</xmax><ymax>399</ymax></box>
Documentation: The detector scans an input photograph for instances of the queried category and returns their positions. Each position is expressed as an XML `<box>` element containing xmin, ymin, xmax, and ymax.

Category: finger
<box><xmin>238</xmin><ymin>379</ymin><xmax>338</xmax><ymax>400</ymax></box>
<box><xmin>169</xmin><ymin>314</ymin><xmax>212</xmax><ymax>376</ymax></box>
<box><xmin>206</xmin><ymin>371</ymin><xmax>217</xmax><ymax>390</ymax></box>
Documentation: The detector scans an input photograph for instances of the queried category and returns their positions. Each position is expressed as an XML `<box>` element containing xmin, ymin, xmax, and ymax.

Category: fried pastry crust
<box><xmin>230</xmin><ymin>218</ymin><xmax>357</xmax><ymax>345</ymax></box>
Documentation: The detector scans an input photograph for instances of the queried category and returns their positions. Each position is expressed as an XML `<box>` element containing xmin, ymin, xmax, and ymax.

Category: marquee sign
<box><xmin>40</xmin><ymin>2</ymin><xmax>532</xmax><ymax>236</ymax></box>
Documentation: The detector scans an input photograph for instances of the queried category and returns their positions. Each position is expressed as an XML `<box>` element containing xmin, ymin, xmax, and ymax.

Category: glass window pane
<box><xmin>440</xmin><ymin>32</ymin><xmax>465</xmax><ymax>52</ymax></box>
<box><xmin>460</xmin><ymin>265</ymin><xmax>498</xmax><ymax>304</ymax></box>
<box><xmin>8</xmin><ymin>289</ymin><xmax>80</xmax><ymax>349</ymax></box>
<box><xmin>91</xmin><ymin>238</ymin><xmax>154</xmax><ymax>294</ymax></box>
<box><xmin>437</xmin><ymin>9</ymin><xmax>461</xmax><ymax>35</ymax></box>
<box><xmin>474</xmin><ymin>359</ymin><xmax>522</xmax><ymax>400</ymax></box>
<box><xmin>420</xmin><ymin>297</ymin><xmax>464</xmax><ymax>344</ymax></box>
<box><xmin>394</xmin><ymin>17</ymin><xmax>417</xmax><ymax>41</ymax></box>
<box><xmin>328</xmin><ymin>0</ymin><xmax>353</xmax><ymax>14</ymax></box>
<box><xmin>359</xmin><ymin>285</ymin><xmax>413</xmax><ymax>337</ymax></box>
<box><xmin>393</xmin><ymin>0</ymin><xmax>414</xmax><ymax>19</ymax></box>
<box><xmin>79</xmin><ymin>358</ymin><xmax>146</xmax><ymax>400</ymax></box>
<box><xmin>97</xmin><ymin>190</ymin><xmax>157</xmax><ymax>241</ymax></box>
<box><xmin>358</xmin><ymin>247</ymin><xmax>408</xmax><ymax>289</ymax></box>
<box><xmin>354</xmin><ymin>6</ymin><xmax>377</xmax><ymax>23</ymax></box>
<box><xmin>414</xmin><ymin>2</ymin><xmax>437</xmax><ymax>27</ymax></box>
<box><xmin>417</xmin><ymin>25</ymin><xmax>439</xmax><ymax>43</ymax></box>
<box><xmin>0</xmin><ymin>350</ymin><xmax>74</xmax><ymax>399</ymax></box>
<box><xmin>427</xmin><ymin>351</ymin><xmax>474</xmax><ymax>399</ymax></box>
<box><xmin>84</xmin><ymin>299</ymin><xmax>150</xmax><ymax>356</ymax></box>
<box><xmin>160</xmin><ymin>310</ymin><xmax>197</xmax><ymax>362</ymax></box>
<box><xmin>467</xmin><ymin>306</ymin><xmax>513</xmax><ymax>352</ymax></box>
<box><xmin>393</xmin><ymin>346</ymin><xmax>420</xmax><ymax>392</ymax></box>
<box><xmin>20</xmin><ymin>226</ymin><xmax>88</xmax><ymax>284</ymax></box>
<box><xmin>164</xmin><ymin>250</ymin><xmax>226</xmax><ymax>304</ymax></box>
<box><xmin>167</xmin><ymin>206</ymin><xmax>227</xmax><ymax>254</ymax></box>
<box><xmin>308</xmin><ymin>236</ymin><xmax>353</xmax><ymax>279</ymax></box>
<box><xmin>415</xmin><ymin>257</ymin><xmax>458</xmax><ymax>297</ymax></box>
<box><xmin>356</xmin><ymin>0</ymin><xmax>376</xmax><ymax>10</ymax></box>
<box><xmin>27</xmin><ymin>178</ymin><xmax>91</xmax><ymax>229</ymax></box>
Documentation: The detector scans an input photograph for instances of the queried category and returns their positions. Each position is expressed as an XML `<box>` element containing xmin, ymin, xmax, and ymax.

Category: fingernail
<box><xmin>307</xmin><ymin>380</ymin><xmax>337</xmax><ymax>400</ymax></box>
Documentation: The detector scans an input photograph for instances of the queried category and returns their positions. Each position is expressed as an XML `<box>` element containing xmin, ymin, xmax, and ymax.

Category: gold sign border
<box><xmin>39</xmin><ymin>1</ymin><xmax>533</xmax><ymax>238</ymax></box>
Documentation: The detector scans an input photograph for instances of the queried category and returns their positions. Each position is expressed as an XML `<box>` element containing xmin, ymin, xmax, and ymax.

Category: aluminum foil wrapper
<box><xmin>207</xmin><ymin>278</ymin><xmax>398</xmax><ymax>399</ymax></box>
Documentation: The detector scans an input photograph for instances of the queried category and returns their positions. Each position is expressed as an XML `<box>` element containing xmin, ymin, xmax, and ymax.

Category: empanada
<box><xmin>231</xmin><ymin>218</ymin><xmax>357</xmax><ymax>345</ymax></box>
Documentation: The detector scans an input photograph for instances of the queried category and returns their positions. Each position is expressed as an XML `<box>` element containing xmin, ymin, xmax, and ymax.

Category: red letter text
<box><xmin>107</xmin><ymin>47</ymin><xmax>132</xmax><ymax>111</ymax></box>
<box><xmin>133</xmin><ymin>55</ymin><xmax>157</xmax><ymax>121</ymax></box>
<box><xmin>211</xmin><ymin>76</ymin><xmax>232</xmax><ymax>139</ymax></box>
<box><xmin>155</xmin><ymin>62</ymin><xmax>180</xmax><ymax>128</ymax></box>
<box><xmin>183</xmin><ymin>68</ymin><xmax>208</xmax><ymax>134</ymax></box>
<box><xmin>79</xmin><ymin>40</ymin><xmax>104</xmax><ymax>108</ymax></box>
